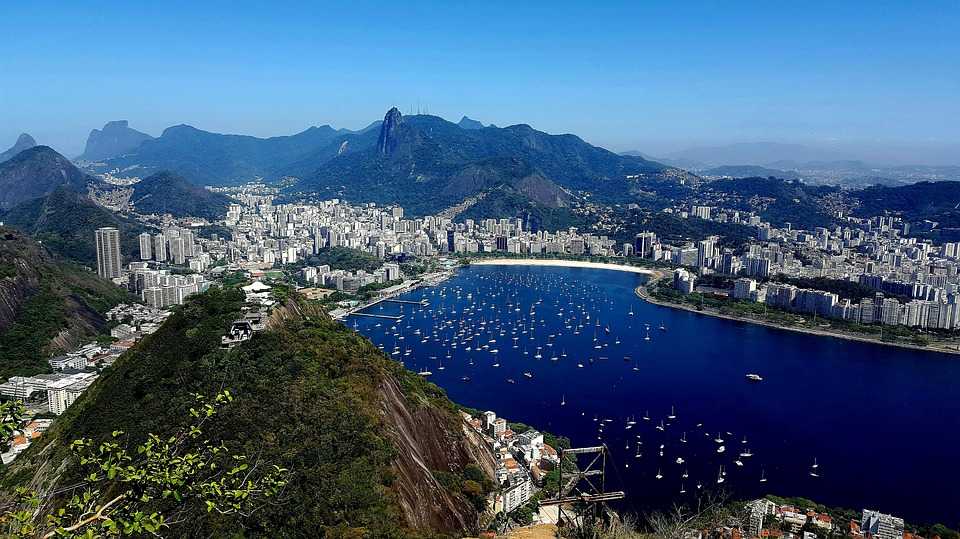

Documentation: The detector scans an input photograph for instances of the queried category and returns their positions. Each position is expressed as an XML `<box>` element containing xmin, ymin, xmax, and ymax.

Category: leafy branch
<box><xmin>1</xmin><ymin>391</ymin><xmax>288</xmax><ymax>537</ymax></box>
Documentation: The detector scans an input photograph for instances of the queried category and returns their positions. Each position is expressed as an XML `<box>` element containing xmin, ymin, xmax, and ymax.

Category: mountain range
<box><xmin>79</xmin><ymin>120</ymin><xmax>154</xmax><ymax>161</ymax></box>
<box><xmin>80</xmin><ymin>108</ymin><xmax>674</xmax><ymax>218</ymax></box>
<box><xmin>662</xmin><ymin>142</ymin><xmax>853</xmax><ymax>169</ymax></box>
<box><xmin>0</xmin><ymin>133</ymin><xmax>38</xmax><ymax>164</ymax></box>
<box><xmin>0</xmin><ymin>146</ymin><xmax>92</xmax><ymax>210</ymax></box>
<box><xmin>290</xmin><ymin>107</ymin><xmax>671</xmax><ymax>216</ymax></box>
<box><xmin>90</xmin><ymin>122</ymin><xmax>377</xmax><ymax>185</ymax></box>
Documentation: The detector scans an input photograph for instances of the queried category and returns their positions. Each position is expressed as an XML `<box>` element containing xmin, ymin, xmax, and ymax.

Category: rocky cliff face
<box><xmin>0</xmin><ymin>230</ymin><xmax>44</xmax><ymax>331</ymax></box>
<box><xmin>0</xmin><ymin>133</ymin><xmax>37</xmax><ymax>163</ymax></box>
<box><xmin>377</xmin><ymin>107</ymin><xmax>405</xmax><ymax>157</ymax></box>
<box><xmin>80</xmin><ymin>120</ymin><xmax>153</xmax><ymax>161</ymax></box>
<box><xmin>378</xmin><ymin>374</ymin><xmax>497</xmax><ymax>532</ymax></box>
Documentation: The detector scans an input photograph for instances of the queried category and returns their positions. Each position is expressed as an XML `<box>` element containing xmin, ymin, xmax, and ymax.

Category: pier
<box><xmin>347</xmin><ymin>312</ymin><xmax>403</xmax><ymax>321</ymax></box>
<box><xmin>383</xmin><ymin>298</ymin><xmax>429</xmax><ymax>306</ymax></box>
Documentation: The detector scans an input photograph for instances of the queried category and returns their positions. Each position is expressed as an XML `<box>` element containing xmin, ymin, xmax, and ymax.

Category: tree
<box><xmin>0</xmin><ymin>391</ymin><xmax>287</xmax><ymax>537</ymax></box>
<box><xmin>0</xmin><ymin>400</ymin><xmax>26</xmax><ymax>453</ymax></box>
<box><xmin>645</xmin><ymin>491</ymin><xmax>747</xmax><ymax>539</ymax></box>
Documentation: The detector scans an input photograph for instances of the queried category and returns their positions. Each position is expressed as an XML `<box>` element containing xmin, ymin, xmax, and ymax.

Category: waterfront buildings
<box><xmin>861</xmin><ymin>510</ymin><xmax>905</xmax><ymax>539</ymax></box>
<box><xmin>464</xmin><ymin>409</ymin><xmax>557</xmax><ymax>517</ymax></box>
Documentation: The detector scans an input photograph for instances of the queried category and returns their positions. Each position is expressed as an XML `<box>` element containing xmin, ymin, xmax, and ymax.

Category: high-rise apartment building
<box><xmin>138</xmin><ymin>232</ymin><xmax>152</xmax><ymax>260</ymax></box>
<box><xmin>95</xmin><ymin>227</ymin><xmax>122</xmax><ymax>279</ymax></box>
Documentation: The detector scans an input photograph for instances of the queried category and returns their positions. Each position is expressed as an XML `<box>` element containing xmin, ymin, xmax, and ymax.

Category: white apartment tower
<box><xmin>138</xmin><ymin>232</ymin><xmax>152</xmax><ymax>260</ymax></box>
<box><xmin>95</xmin><ymin>227</ymin><xmax>122</xmax><ymax>279</ymax></box>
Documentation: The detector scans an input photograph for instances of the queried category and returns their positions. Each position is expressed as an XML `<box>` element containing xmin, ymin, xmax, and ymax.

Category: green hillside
<box><xmin>0</xmin><ymin>228</ymin><xmax>131</xmax><ymax>378</ymax></box>
<box><xmin>3</xmin><ymin>289</ymin><xmax>493</xmax><ymax>537</ymax></box>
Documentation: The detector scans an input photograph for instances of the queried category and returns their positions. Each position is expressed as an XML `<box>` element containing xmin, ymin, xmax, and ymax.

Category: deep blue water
<box><xmin>350</xmin><ymin>265</ymin><xmax>960</xmax><ymax>527</ymax></box>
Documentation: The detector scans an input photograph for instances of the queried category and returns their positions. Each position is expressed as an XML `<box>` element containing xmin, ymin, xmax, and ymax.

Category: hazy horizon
<box><xmin>2</xmin><ymin>1</ymin><xmax>958</xmax><ymax>165</ymax></box>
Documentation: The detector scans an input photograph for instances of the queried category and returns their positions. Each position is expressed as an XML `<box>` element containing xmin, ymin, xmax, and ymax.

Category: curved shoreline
<box><xmin>470</xmin><ymin>258</ymin><xmax>661</xmax><ymax>277</ymax></box>
<box><xmin>634</xmin><ymin>285</ymin><xmax>960</xmax><ymax>357</ymax></box>
<box><xmin>463</xmin><ymin>259</ymin><xmax>959</xmax><ymax>356</ymax></box>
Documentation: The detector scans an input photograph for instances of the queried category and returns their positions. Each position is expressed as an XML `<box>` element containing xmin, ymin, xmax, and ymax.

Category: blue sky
<box><xmin>1</xmin><ymin>1</ymin><xmax>958</xmax><ymax>163</ymax></box>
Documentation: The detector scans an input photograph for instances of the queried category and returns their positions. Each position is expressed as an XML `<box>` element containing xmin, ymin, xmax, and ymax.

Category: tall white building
<box><xmin>154</xmin><ymin>233</ymin><xmax>167</xmax><ymax>262</ymax></box>
<box><xmin>138</xmin><ymin>232</ymin><xmax>153</xmax><ymax>260</ymax></box>
<box><xmin>95</xmin><ymin>227</ymin><xmax>122</xmax><ymax>279</ymax></box>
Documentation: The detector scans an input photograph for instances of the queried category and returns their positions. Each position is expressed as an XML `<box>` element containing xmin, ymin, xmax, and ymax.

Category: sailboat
<box><xmin>760</xmin><ymin>469</ymin><xmax>767</xmax><ymax>483</ymax></box>
<box><xmin>667</xmin><ymin>406</ymin><xmax>677</xmax><ymax>420</ymax></box>
<box><xmin>560</xmin><ymin>394</ymin><xmax>566</xmax><ymax>406</ymax></box>
<box><xmin>655</xmin><ymin>468</ymin><xmax>663</xmax><ymax>480</ymax></box>
<box><xmin>717</xmin><ymin>466</ymin><xmax>726</xmax><ymax>484</ymax></box>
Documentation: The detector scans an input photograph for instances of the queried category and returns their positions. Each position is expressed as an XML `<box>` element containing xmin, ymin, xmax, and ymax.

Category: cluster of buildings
<box><xmin>642</xmin><ymin>205</ymin><xmax>960</xmax><ymax>332</ymax></box>
<box><xmin>0</xmin><ymin>303</ymin><xmax>168</xmax><ymax>463</ymax></box>
<box><xmin>301</xmin><ymin>262</ymin><xmax>402</xmax><ymax>292</ymax></box>
<box><xmin>747</xmin><ymin>500</ymin><xmax>908</xmax><ymax>539</ymax></box>
<box><xmin>214</xmin><ymin>189</ymin><xmax>625</xmax><ymax>275</ymax></box>
<box><xmin>464</xmin><ymin>410</ymin><xmax>560</xmax><ymax>515</ymax></box>
<box><xmin>137</xmin><ymin>227</ymin><xmax>214</xmax><ymax>271</ymax></box>
<box><xmin>95</xmin><ymin>226</ymin><xmax>212</xmax><ymax>307</ymax></box>
<box><xmin>730</xmin><ymin>277</ymin><xmax>960</xmax><ymax>330</ymax></box>
<box><xmin>128</xmin><ymin>262</ymin><xmax>210</xmax><ymax>308</ymax></box>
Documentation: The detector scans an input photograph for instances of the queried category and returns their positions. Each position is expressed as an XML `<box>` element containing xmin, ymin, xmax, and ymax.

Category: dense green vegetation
<box><xmin>307</xmin><ymin>246</ymin><xmax>383</xmax><ymax>273</ymax></box>
<box><xmin>704</xmin><ymin>177</ymin><xmax>839</xmax><ymax>229</ymax></box>
<box><xmin>4</xmin><ymin>288</ymin><xmax>486</xmax><ymax>536</ymax></box>
<box><xmin>852</xmin><ymin>181</ymin><xmax>960</xmax><ymax>227</ymax></box>
<box><xmin>0</xmin><ymin>229</ymin><xmax>132</xmax><ymax>378</ymax></box>
<box><xmin>618</xmin><ymin>210</ymin><xmax>757</xmax><ymax>250</ymax></box>
<box><xmin>129</xmin><ymin>171</ymin><xmax>232</xmax><ymax>219</ymax></box>
<box><xmin>1</xmin><ymin>187</ymin><xmax>146</xmax><ymax>267</ymax></box>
